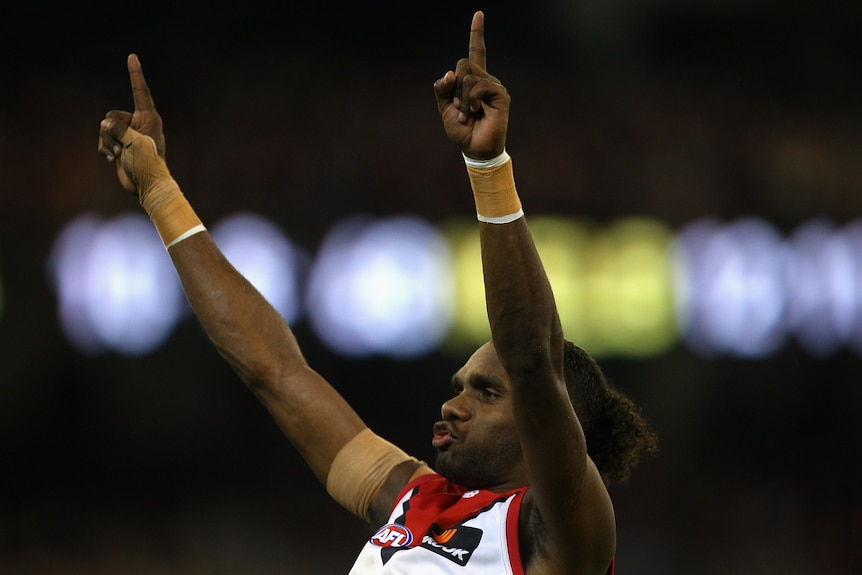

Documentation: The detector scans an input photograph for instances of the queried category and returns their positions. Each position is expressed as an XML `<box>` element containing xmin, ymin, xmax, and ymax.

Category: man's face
<box><xmin>432</xmin><ymin>342</ymin><xmax>526</xmax><ymax>491</ymax></box>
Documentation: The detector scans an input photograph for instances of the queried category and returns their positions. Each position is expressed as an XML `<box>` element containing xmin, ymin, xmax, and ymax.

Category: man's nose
<box><xmin>441</xmin><ymin>392</ymin><xmax>470</xmax><ymax>421</ymax></box>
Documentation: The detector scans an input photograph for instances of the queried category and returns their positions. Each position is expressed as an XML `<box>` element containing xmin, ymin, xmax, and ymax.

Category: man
<box><xmin>98</xmin><ymin>11</ymin><xmax>656</xmax><ymax>574</ymax></box>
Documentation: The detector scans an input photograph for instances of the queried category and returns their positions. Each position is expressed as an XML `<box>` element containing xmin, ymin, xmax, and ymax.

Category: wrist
<box><xmin>464</xmin><ymin>151</ymin><xmax>523</xmax><ymax>224</ymax></box>
<box><xmin>139</xmin><ymin>176</ymin><xmax>181</xmax><ymax>216</ymax></box>
<box><xmin>141</xmin><ymin>179</ymin><xmax>206</xmax><ymax>249</ymax></box>
<box><xmin>149</xmin><ymin>192</ymin><xmax>206</xmax><ymax>249</ymax></box>
<box><xmin>118</xmin><ymin>128</ymin><xmax>207</xmax><ymax>248</ymax></box>
<box><xmin>462</xmin><ymin>149</ymin><xmax>510</xmax><ymax>169</ymax></box>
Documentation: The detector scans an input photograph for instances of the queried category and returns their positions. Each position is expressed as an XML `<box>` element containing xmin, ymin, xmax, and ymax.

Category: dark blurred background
<box><xmin>2</xmin><ymin>1</ymin><xmax>862</xmax><ymax>573</ymax></box>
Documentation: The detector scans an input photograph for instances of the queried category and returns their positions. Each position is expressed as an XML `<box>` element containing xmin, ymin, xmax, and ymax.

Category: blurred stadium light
<box><xmin>47</xmin><ymin>211</ymin><xmax>862</xmax><ymax>361</ymax></box>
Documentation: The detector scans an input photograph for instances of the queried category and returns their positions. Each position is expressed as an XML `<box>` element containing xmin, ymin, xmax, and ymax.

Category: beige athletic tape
<box><xmin>466</xmin><ymin>158</ymin><xmax>523</xmax><ymax>224</ymax></box>
<box><xmin>119</xmin><ymin>128</ymin><xmax>205</xmax><ymax>248</ymax></box>
<box><xmin>149</xmin><ymin>194</ymin><xmax>206</xmax><ymax>248</ymax></box>
<box><xmin>326</xmin><ymin>428</ymin><xmax>420</xmax><ymax>522</ymax></box>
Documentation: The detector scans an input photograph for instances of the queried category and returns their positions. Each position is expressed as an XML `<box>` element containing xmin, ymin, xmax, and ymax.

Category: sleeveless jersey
<box><xmin>348</xmin><ymin>473</ymin><xmax>526</xmax><ymax>574</ymax></box>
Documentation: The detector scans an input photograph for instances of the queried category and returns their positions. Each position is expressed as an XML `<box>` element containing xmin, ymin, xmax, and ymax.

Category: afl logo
<box><xmin>370</xmin><ymin>523</ymin><xmax>414</xmax><ymax>548</ymax></box>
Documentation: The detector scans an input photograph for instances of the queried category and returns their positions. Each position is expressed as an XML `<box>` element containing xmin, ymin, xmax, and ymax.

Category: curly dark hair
<box><xmin>563</xmin><ymin>341</ymin><xmax>658</xmax><ymax>485</ymax></box>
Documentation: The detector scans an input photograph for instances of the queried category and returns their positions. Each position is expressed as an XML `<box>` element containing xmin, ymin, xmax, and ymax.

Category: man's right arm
<box><xmin>100</xmin><ymin>116</ymin><xmax>368</xmax><ymax>487</ymax></box>
<box><xmin>97</xmin><ymin>56</ymin><xmax>422</xmax><ymax>524</ymax></box>
<box><xmin>164</xmin><ymin>229</ymin><xmax>430</xmax><ymax>525</ymax></box>
<box><xmin>167</xmin><ymin>231</ymin><xmax>367</xmax><ymax>482</ymax></box>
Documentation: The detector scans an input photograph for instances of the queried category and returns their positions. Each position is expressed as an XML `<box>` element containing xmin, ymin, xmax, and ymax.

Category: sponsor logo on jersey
<box><xmin>432</xmin><ymin>528</ymin><xmax>457</xmax><ymax>544</ymax></box>
<box><xmin>369</xmin><ymin>523</ymin><xmax>414</xmax><ymax>548</ymax></box>
<box><xmin>420</xmin><ymin>523</ymin><xmax>483</xmax><ymax>566</ymax></box>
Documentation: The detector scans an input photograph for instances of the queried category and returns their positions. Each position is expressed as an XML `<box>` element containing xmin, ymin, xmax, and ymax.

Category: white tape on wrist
<box><xmin>463</xmin><ymin>149</ymin><xmax>511</xmax><ymax>169</ymax></box>
<box><xmin>477</xmin><ymin>209</ymin><xmax>524</xmax><ymax>224</ymax></box>
<box><xmin>165</xmin><ymin>224</ymin><xmax>207</xmax><ymax>249</ymax></box>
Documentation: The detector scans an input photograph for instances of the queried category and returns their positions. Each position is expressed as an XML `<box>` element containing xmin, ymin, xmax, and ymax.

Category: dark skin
<box><xmin>98</xmin><ymin>11</ymin><xmax>615</xmax><ymax>575</ymax></box>
<box><xmin>433</xmin><ymin>13</ymin><xmax>615</xmax><ymax>573</ymax></box>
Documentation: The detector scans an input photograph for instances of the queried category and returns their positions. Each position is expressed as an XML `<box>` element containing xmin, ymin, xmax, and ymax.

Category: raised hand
<box><xmin>98</xmin><ymin>54</ymin><xmax>165</xmax><ymax>160</ymax></box>
<box><xmin>98</xmin><ymin>54</ymin><xmax>172</xmax><ymax>201</ymax></box>
<box><xmin>433</xmin><ymin>11</ymin><xmax>510</xmax><ymax>160</ymax></box>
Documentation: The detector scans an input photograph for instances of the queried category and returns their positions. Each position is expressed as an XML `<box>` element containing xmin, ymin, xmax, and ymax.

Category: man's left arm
<box><xmin>480</xmin><ymin>216</ymin><xmax>616</xmax><ymax>574</ymax></box>
<box><xmin>435</xmin><ymin>11</ymin><xmax>617</xmax><ymax>574</ymax></box>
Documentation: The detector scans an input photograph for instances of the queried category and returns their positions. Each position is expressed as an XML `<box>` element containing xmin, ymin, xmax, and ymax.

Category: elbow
<box><xmin>495</xmin><ymin>327</ymin><xmax>564</xmax><ymax>379</ymax></box>
<box><xmin>490</xmin><ymin>307</ymin><xmax>564</xmax><ymax>360</ymax></box>
<box><xmin>214</xmin><ymin>342</ymin><xmax>295</xmax><ymax>395</ymax></box>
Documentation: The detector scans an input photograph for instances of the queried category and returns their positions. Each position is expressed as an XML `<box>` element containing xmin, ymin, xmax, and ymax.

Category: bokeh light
<box><xmin>47</xmin><ymin>212</ymin><xmax>862</xmax><ymax>361</ymax></box>
<box><xmin>673</xmin><ymin>217</ymin><xmax>788</xmax><ymax>358</ymax></box>
<box><xmin>781</xmin><ymin>219</ymin><xmax>858</xmax><ymax>357</ymax></box>
<box><xmin>305</xmin><ymin>214</ymin><xmax>455</xmax><ymax>359</ymax></box>
<box><xmin>210</xmin><ymin>211</ymin><xmax>305</xmax><ymax>325</ymax></box>
<box><xmin>440</xmin><ymin>218</ymin><xmax>488</xmax><ymax>353</ymax></box>
<box><xmin>843</xmin><ymin>220</ymin><xmax>862</xmax><ymax>355</ymax></box>
<box><xmin>444</xmin><ymin>216</ymin><xmax>677</xmax><ymax>358</ymax></box>
<box><xmin>47</xmin><ymin>212</ymin><xmax>186</xmax><ymax>356</ymax></box>
<box><xmin>587</xmin><ymin>217</ymin><xmax>677</xmax><ymax>357</ymax></box>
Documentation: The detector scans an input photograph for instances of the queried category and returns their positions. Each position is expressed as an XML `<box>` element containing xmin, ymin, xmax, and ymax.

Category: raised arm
<box><xmin>96</xmin><ymin>55</ymin><xmax>416</xmax><ymax>523</ymax></box>
<box><xmin>433</xmin><ymin>13</ymin><xmax>615</xmax><ymax>574</ymax></box>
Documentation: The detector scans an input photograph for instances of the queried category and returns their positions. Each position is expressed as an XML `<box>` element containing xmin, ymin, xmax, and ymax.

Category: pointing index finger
<box><xmin>127</xmin><ymin>53</ymin><xmax>156</xmax><ymax>113</ymax></box>
<box><xmin>468</xmin><ymin>11</ymin><xmax>486</xmax><ymax>70</ymax></box>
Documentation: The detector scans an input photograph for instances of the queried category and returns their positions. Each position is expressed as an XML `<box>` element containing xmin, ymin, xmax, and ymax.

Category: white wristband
<box><xmin>477</xmin><ymin>209</ymin><xmax>524</xmax><ymax>224</ymax></box>
<box><xmin>165</xmin><ymin>224</ymin><xmax>207</xmax><ymax>249</ymax></box>
<box><xmin>463</xmin><ymin>149</ymin><xmax>510</xmax><ymax>169</ymax></box>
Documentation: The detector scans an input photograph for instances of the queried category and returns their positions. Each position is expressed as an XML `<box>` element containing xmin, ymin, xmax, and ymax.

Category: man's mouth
<box><xmin>432</xmin><ymin>421</ymin><xmax>457</xmax><ymax>449</ymax></box>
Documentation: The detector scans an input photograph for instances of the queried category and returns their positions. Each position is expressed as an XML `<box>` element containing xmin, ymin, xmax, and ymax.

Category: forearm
<box><xmin>167</xmin><ymin>233</ymin><xmax>306</xmax><ymax>388</ymax></box>
<box><xmin>169</xmin><ymin>233</ymin><xmax>425</xmax><ymax>523</ymax></box>
<box><xmin>474</xmin><ymin>160</ymin><xmax>608</xmax><ymax>569</ymax></box>
<box><xmin>480</xmin><ymin>220</ymin><xmax>564</xmax><ymax>372</ymax></box>
<box><xmin>101</xmin><ymin>70</ymin><xmax>369</xmax><ymax>500</ymax></box>
<box><xmin>469</xmin><ymin>154</ymin><xmax>564</xmax><ymax>374</ymax></box>
<box><xmin>167</xmin><ymin>231</ymin><xmax>366</xmax><ymax>480</ymax></box>
<box><xmin>470</xmin><ymin>152</ymin><xmax>586</xmax><ymax>499</ymax></box>
<box><xmin>115</xmin><ymin>128</ymin><xmax>313</xmax><ymax>391</ymax></box>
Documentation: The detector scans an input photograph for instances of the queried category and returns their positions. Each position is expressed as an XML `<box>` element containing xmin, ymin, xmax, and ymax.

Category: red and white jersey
<box><xmin>348</xmin><ymin>473</ymin><xmax>527</xmax><ymax>575</ymax></box>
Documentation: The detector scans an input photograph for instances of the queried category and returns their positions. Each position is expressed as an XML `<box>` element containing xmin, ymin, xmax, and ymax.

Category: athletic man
<box><xmin>97</xmin><ymin>11</ymin><xmax>657</xmax><ymax>574</ymax></box>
